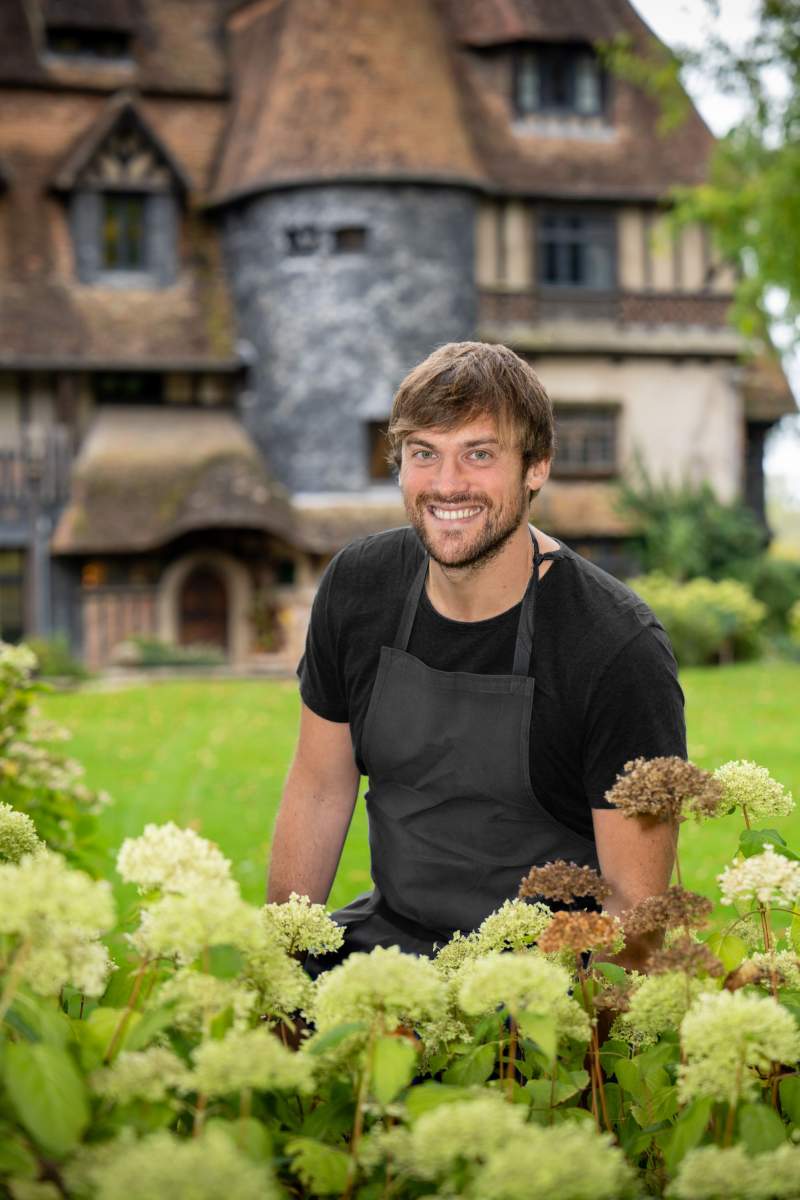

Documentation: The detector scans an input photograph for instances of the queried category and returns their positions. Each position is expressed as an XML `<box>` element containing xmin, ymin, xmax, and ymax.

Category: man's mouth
<box><xmin>426</xmin><ymin>505</ymin><xmax>485</xmax><ymax>523</ymax></box>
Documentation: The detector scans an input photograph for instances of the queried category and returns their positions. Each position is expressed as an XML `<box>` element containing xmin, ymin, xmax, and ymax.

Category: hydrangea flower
<box><xmin>310</xmin><ymin>945</ymin><xmax>447</xmax><ymax>1035</ymax></box>
<box><xmin>0</xmin><ymin>802</ymin><xmax>42</xmax><ymax>863</ymax></box>
<box><xmin>381</xmin><ymin>1095</ymin><xmax>528</xmax><ymax>1179</ymax></box>
<box><xmin>678</xmin><ymin>989</ymin><xmax>800</xmax><ymax>1105</ymax></box>
<box><xmin>615</xmin><ymin>971</ymin><xmax>711</xmax><ymax>1040</ymax></box>
<box><xmin>75</xmin><ymin>1127</ymin><xmax>280</xmax><ymax>1200</ymax></box>
<box><xmin>718</xmin><ymin>845</ymin><xmax>800</xmax><ymax>907</ymax></box>
<box><xmin>433</xmin><ymin>900</ymin><xmax>553</xmax><ymax>976</ymax></box>
<box><xmin>91</xmin><ymin>1046</ymin><xmax>190</xmax><ymax>1104</ymax></box>
<box><xmin>187</xmin><ymin>1027</ymin><xmax>314</xmax><ymax>1096</ymax></box>
<box><xmin>0</xmin><ymin>849</ymin><xmax>115</xmax><ymax>997</ymax></box>
<box><xmin>668</xmin><ymin>1143</ymin><xmax>800</xmax><ymax>1200</ymax></box>
<box><xmin>260</xmin><ymin>892</ymin><xmax>344</xmax><ymax>957</ymax></box>
<box><xmin>156</xmin><ymin>969</ymin><xmax>257</xmax><ymax>1033</ymax></box>
<box><xmin>129</xmin><ymin>881</ymin><xmax>262</xmax><ymax>966</ymax></box>
<box><xmin>456</xmin><ymin>951</ymin><xmax>590</xmax><ymax>1042</ymax></box>
<box><xmin>471</xmin><ymin>1123</ymin><xmax>637</xmax><ymax>1200</ymax></box>
<box><xmin>713</xmin><ymin>760</ymin><xmax>794</xmax><ymax>822</ymax></box>
<box><xmin>117</xmin><ymin>822</ymin><xmax>233</xmax><ymax>895</ymax></box>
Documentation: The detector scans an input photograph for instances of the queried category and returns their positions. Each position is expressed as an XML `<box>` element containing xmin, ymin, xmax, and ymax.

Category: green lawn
<box><xmin>35</xmin><ymin>662</ymin><xmax>800</xmax><ymax>917</ymax></box>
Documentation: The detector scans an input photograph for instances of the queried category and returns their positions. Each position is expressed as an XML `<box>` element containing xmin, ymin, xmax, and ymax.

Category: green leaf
<box><xmin>403</xmin><ymin>1081</ymin><xmax>476</xmax><ymax>1122</ymax></box>
<box><xmin>599</xmin><ymin>1038</ymin><xmax>629</xmax><ymax>1074</ymax></box>
<box><xmin>779</xmin><ymin>1075</ymin><xmax>800</xmax><ymax>1125</ymax></box>
<box><xmin>205</xmin><ymin>944</ymin><xmax>246</xmax><ymax>980</ymax></box>
<box><xmin>4</xmin><ymin>1042</ymin><xmax>89</xmax><ymax>1157</ymax></box>
<box><xmin>75</xmin><ymin>1006</ymin><xmax>141</xmax><ymax>1069</ymax></box>
<box><xmin>791</xmin><ymin>910</ymin><xmax>800</xmax><ymax>957</ymax></box>
<box><xmin>614</xmin><ymin>1058</ymin><xmax>643</xmax><ymax>1099</ymax></box>
<box><xmin>0</xmin><ymin>1125</ymin><xmax>38</xmax><ymax>1178</ymax></box>
<box><xmin>125</xmin><ymin>1003</ymin><xmax>178</xmax><ymax>1052</ymax></box>
<box><xmin>5</xmin><ymin>992</ymin><xmax>72</xmax><ymax>1046</ymax></box>
<box><xmin>441</xmin><ymin>1043</ymin><xmax>496</xmax><ymax>1086</ymax></box>
<box><xmin>660</xmin><ymin>1098</ymin><xmax>713</xmax><ymax>1174</ymax></box>
<box><xmin>517</xmin><ymin>1011</ymin><xmax>557</xmax><ymax>1060</ymax></box>
<box><xmin>631</xmin><ymin>1085</ymin><xmax>679</xmax><ymax>1127</ymax></box>
<box><xmin>205</xmin><ymin>1117</ymin><xmax>271</xmax><ymax>1162</ymax></box>
<box><xmin>705</xmin><ymin>931</ymin><xmax>749</xmax><ymax>973</ymax></box>
<box><xmin>526</xmin><ymin>1077</ymin><xmax>582</xmax><ymax>1109</ymax></box>
<box><xmin>592</xmin><ymin>962</ymin><xmax>629</xmax><ymax>987</ymax></box>
<box><xmin>738</xmin><ymin>1102</ymin><xmax>787</xmax><ymax>1153</ymax></box>
<box><xmin>307</xmin><ymin>1023</ymin><xmax>367</xmax><ymax>1056</ymax></box>
<box><xmin>286</xmin><ymin>1137</ymin><xmax>351</xmax><ymax>1195</ymax></box>
<box><xmin>370</xmin><ymin>1035</ymin><xmax>417</xmax><ymax>1105</ymax></box>
<box><xmin>739</xmin><ymin>828</ymin><xmax>787</xmax><ymax>854</ymax></box>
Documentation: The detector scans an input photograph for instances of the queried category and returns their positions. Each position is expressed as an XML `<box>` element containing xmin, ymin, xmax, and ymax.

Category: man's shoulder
<box><xmin>555</xmin><ymin>541</ymin><xmax>665</xmax><ymax>638</ymax></box>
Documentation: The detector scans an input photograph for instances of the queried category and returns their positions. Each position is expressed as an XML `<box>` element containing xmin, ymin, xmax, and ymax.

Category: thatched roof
<box><xmin>51</xmin><ymin>405</ymin><xmax>294</xmax><ymax>554</ymax></box>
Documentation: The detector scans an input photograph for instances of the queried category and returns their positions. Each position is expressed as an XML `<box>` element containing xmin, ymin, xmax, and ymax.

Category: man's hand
<box><xmin>267</xmin><ymin>702</ymin><xmax>360</xmax><ymax>905</ymax></box>
<box><xmin>591</xmin><ymin>807</ymin><xmax>677</xmax><ymax>973</ymax></box>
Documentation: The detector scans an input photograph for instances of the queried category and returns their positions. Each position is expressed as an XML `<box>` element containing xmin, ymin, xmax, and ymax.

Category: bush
<box><xmin>24</xmin><ymin>633</ymin><xmax>91</xmax><ymax>681</ymax></box>
<box><xmin>126</xmin><ymin>636</ymin><xmax>226</xmax><ymax>668</ymax></box>
<box><xmin>629</xmin><ymin>573</ymin><xmax>767</xmax><ymax>665</ymax></box>
<box><xmin>790</xmin><ymin>598</ymin><xmax>800</xmax><ymax>645</ymax></box>
<box><xmin>752</xmin><ymin>557</ymin><xmax>800</xmax><ymax>632</ymax></box>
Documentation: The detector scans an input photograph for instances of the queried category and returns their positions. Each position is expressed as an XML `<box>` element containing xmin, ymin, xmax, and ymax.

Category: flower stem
<box><xmin>506</xmin><ymin>1018</ymin><xmax>518</xmax><ymax>1101</ymax></box>
<box><xmin>104</xmin><ymin>956</ymin><xmax>150</xmax><ymax>1063</ymax></box>
<box><xmin>0</xmin><ymin>940</ymin><xmax>31</xmax><ymax>1025</ymax></box>
<box><xmin>576</xmin><ymin>959</ymin><xmax>610</xmax><ymax>1133</ymax></box>
<box><xmin>342</xmin><ymin>1020</ymin><xmax>378</xmax><ymax>1200</ymax></box>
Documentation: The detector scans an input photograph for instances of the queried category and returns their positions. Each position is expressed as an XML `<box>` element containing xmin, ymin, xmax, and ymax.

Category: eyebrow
<box><xmin>406</xmin><ymin>436</ymin><xmax>501</xmax><ymax>449</ymax></box>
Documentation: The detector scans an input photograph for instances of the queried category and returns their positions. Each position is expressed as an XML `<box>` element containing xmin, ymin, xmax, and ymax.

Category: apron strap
<box><xmin>394</xmin><ymin>553</ymin><xmax>429</xmax><ymax>651</ymax></box>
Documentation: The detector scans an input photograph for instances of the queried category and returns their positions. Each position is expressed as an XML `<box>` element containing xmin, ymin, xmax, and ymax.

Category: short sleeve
<box><xmin>582</xmin><ymin>625</ymin><xmax>687</xmax><ymax>809</ymax></box>
<box><xmin>296</xmin><ymin>554</ymin><xmax>349</xmax><ymax>723</ymax></box>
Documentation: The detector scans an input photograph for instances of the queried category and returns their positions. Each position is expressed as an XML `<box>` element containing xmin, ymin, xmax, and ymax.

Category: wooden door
<box><xmin>178</xmin><ymin>566</ymin><xmax>227</xmax><ymax>649</ymax></box>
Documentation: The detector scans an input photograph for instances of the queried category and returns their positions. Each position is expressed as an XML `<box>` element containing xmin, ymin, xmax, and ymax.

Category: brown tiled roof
<box><xmin>535</xmin><ymin>480</ymin><xmax>632</xmax><ymax>538</ymax></box>
<box><xmin>741</xmin><ymin>357</ymin><xmax>798</xmax><ymax>423</ymax></box>
<box><xmin>437</xmin><ymin>0</ymin><xmax>715</xmax><ymax>200</ymax></box>
<box><xmin>296</xmin><ymin>503</ymin><xmax>410</xmax><ymax>555</ymax></box>
<box><xmin>208</xmin><ymin>0</ymin><xmax>487</xmax><ymax>205</ymax></box>
<box><xmin>51</xmin><ymin>91</ymin><xmax>192</xmax><ymax>193</ymax></box>
<box><xmin>51</xmin><ymin>405</ymin><xmax>294</xmax><ymax>553</ymax></box>
<box><xmin>0</xmin><ymin>0</ymin><xmax>228</xmax><ymax>96</ymax></box>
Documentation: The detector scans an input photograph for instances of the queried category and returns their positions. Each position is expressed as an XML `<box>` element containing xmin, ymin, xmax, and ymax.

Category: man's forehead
<box><xmin>404</xmin><ymin>419</ymin><xmax>505</xmax><ymax>446</ymax></box>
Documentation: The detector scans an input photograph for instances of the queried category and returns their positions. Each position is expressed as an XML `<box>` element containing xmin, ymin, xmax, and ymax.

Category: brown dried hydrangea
<box><xmin>646</xmin><ymin>936</ymin><xmax>724</xmax><ymax>977</ymax></box>
<box><xmin>592</xmin><ymin>984</ymin><xmax>632</xmax><ymax>1014</ymax></box>
<box><xmin>724</xmin><ymin>954</ymin><xmax>800</xmax><ymax>992</ymax></box>
<box><xmin>536</xmin><ymin>910</ymin><xmax>621</xmax><ymax>955</ymax></box>
<box><xmin>604</xmin><ymin>756</ymin><xmax>724</xmax><ymax>822</ymax></box>
<box><xmin>621</xmin><ymin>887</ymin><xmax>713</xmax><ymax>936</ymax></box>
<box><xmin>518</xmin><ymin>861</ymin><xmax>611</xmax><ymax>904</ymax></box>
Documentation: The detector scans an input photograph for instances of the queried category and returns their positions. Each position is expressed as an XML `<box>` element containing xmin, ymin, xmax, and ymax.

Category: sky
<box><xmin>631</xmin><ymin>0</ymin><xmax>800</xmax><ymax>503</ymax></box>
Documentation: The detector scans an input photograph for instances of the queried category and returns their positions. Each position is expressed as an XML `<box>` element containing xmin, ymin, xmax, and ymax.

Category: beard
<box><xmin>403</xmin><ymin>481</ymin><xmax>531</xmax><ymax>572</ymax></box>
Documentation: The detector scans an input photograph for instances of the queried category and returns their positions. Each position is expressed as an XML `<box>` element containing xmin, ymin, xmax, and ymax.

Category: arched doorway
<box><xmin>178</xmin><ymin>565</ymin><xmax>228</xmax><ymax>649</ymax></box>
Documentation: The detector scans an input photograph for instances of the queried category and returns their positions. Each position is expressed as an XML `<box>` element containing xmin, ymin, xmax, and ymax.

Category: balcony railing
<box><xmin>479</xmin><ymin>289</ymin><xmax>733</xmax><ymax>328</ymax></box>
<box><xmin>0</xmin><ymin>426</ymin><xmax>74</xmax><ymax>509</ymax></box>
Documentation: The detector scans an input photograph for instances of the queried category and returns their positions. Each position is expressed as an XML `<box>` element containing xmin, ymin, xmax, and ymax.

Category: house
<box><xmin>0</xmin><ymin>0</ymin><xmax>794</xmax><ymax>670</ymax></box>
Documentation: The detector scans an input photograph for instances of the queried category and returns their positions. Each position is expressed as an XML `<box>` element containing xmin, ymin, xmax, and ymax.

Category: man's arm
<box><xmin>591</xmin><ymin>808</ymin><xmax>677</xmax><ymax>972</ymax></box>
<box><xmin>267</xmin><ymin>702</ymin><xmax>360</xmax><ymax>905</ymax></box>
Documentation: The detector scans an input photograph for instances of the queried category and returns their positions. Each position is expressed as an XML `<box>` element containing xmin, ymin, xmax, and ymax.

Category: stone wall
<box><xmin>219</xmin><ymin>183</ymin><xmax>477</xmax><ymax>495</ymax></box>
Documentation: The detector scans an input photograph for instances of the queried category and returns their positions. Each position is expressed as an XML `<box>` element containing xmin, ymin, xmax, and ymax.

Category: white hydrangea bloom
<box><xmin>260</xmin><ymin>891</ymin><xmax>344</xmax><ymax>957</ymax></box>
<box><xmin>748</xmin><ymin>950</ymin><xmax>800</xmax><ymax>991</ymax></box>
<box><xmin>117</xmin><ymin>822</ymin><xmax>233</xmax><ymax>895</ymax></box>
<box><xmin>0</xmin><ymin>641</ymin><xmax>38</xmax><ymax>678</ymax></box>
<box><xmin>433</xmin><ymin>901</ymin><xmax>554</xmax><ymax>977</ymax></box>
<box><xmin>679</xmin><ymin>989</ymin><xmax>800</xmax><ymax>1105</ymax></box>
<box><xmin>0</xmin><ymin>802</ymin><xmax>42</xmax><ymax>863</ymax></box>
<box><xmin>456</xmin><ymin>951</ymin><xmax>590</xmax><ymax>1042</ymax></box>
<box><xmin>156</xmin><ymin>969</ymin><xmax>257</xmax><ymax>1033</ymax></box>
<box><xmin>187</xmin><ymin>1027</ymin><xmax>314</xmax><ymax>1096</ymax></box>
<box><xmin>92</xmin><ymin>1046</ymin><xmax>189</xmax><ymax>1104</ymax></box>
<box><xmin>0</xmin><ymin>849</ymin><xmax>115</xmax><ymax>997</ymax></box>
<box><xmin>129</xmin><ymin>880</ymin><xmax>262</xmax><ymax>966</ymax></box>
<box><xmin>472</xmin><ymin>1123</ymin><xmax>637</xmax><ymax>1200</ymax></box>
<box><xmin>310</xmin><ymin>945</ymin><xmax>447</xmax><ymax>1035</ymax></box>
<box><xmin>617</xmin><ymin>971</ymin><xmax>711</xmax><ymax>1041</ymax></box>
<box><xmin>713</xmin><ymin>760</ymin><xmax>794</xmax><ymax>821</ymax></box>
<box><xmin>387</xmin><ymin>1096</ymin><xmax>528</xmax><ymax>1179</ymax></box>
<box><xmin>718</xmin><ymin>845</ymin><xmax>800</xmax><ymax>907</ymax></box>
<box><xmin>667</xmin><ymin>1143</ymin><xmax>800</xmax><ymax>1200</ymax></box>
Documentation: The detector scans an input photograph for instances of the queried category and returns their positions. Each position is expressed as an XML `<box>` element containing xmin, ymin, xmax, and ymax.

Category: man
<box><xmin>268</xmin><ymin>341</ymin><xmax>684</xmax><ymax>974</ymax></box>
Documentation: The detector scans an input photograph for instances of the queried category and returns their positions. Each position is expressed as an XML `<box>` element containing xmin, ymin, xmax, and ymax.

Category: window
<box><xmin>367</xmin><ymin>422</ymin><xmax>393</xmax><ymax>481</ymax></box>
<box><xmin>93</xmin><ymin>373</ymin><xmax>164</xmax><ymax>405</ymax></box>
<box><xmin>334</xmin><ymin>226</ymin><xmax>367</xmax><ymax>253</ymax></box>
<box><xmin>0</xmin><ymin>550</ymin><xmax>25</xmax><ymax>642</ymax></box>
<box><xmin>514</xmin><ymin>43</ymin><xmax>606</xmax><ymax>117</ymax></box>
<box><xmin>45</xmin><ymin>26</ymin><xmax>132</xmax><ymax>61</ymax></box>
<box><xmin>552</xmin><ymin>407</ymin><xmax>618</xmax><ymax>478</ymax></box>
<box><xmin>286</xmin><ymin>227</ymin><xmax>320</xmax><ymax>255</ymax></box>
<box><xmin>101</xmin><ymin>193</ymin><xmax>146</xmax><ymax>269</ymax></box>
<box><xmin>538</xmin><ymin>211</ymin><xmax>615</xmax><ymax>290</ymax></box>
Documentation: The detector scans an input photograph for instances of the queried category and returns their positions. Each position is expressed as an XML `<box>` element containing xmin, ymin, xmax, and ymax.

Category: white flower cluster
<box><xmin>718</xmin><ymin>845</ymin><xmax>800</xmax><ymax>907</ymax></box>
<box><xmin>92</xmin><ymin>1046</ymin><xmax>189</xmax><ymax>1104</ymax></box>
<box><xmin>434</xmin><ymin>899</ymin><xmax>553</xmax><ymax>976</ymax></box>
<box><xmin>0</xmin><ymin>849</ymin><xmax>115</xmax><ymax>997</ymax></box>
<box><xmin>187</xmin><ymin>1027</ymin><xmax>314</xmax><ymax>1096</ymax></box>
<box><xmin>678</xmin><ymin>989</ymin><xmax>800</xmax><ymax>1105</ymax></box>
<box><xmin>617</xmin><ymin>971</ymin><xmax>711</xmax><ymax>1041</ymax></box>
<box><xmin>260</xmin><ymin>892</ymin><xmax>344</xmax><ymax>956</ymax></box>
<box><xmin>129</xmin><ymin>880</ymin><xmax>262</xmax><ymax>966</ymax></box>
<box><xmin>117</xmin><ymin>821</ymin><xmax>233</xmax><ymax>895</ymax></box>
<box><xmin>456</xmin><ymin>950</ymin><xmax>590</xmax><ymax>1042</ymax></box>
<box><xmin>0</xmin><ymin>801</ymin><xmax>42</xmax><ymax>863</ymax></box>
<box><xmin>156</xmin><ymin>969</ymin><xmax>257</xmax><ymax>1033</ymax></box>
<box><xmin>668</xmin><ymin>1143</ymin><xmax>800</xmax><ymax>1200</ymax></box>
<box><xmin>713</xmin><ymin>760</ymin><xmax>794</xmax><ymax>821</ymax></box>
<box><xmin>0</xmin><ymin>640</ymin><xmax>37</xmax><ymax>680</ymax></box>
<box><xmin>310</xmin><ymin>945</ymin><xmax>447</xmax><ymax>1035</ymax></box>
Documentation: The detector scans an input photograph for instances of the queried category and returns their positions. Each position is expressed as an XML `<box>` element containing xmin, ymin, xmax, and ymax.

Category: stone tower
<box><xmin>208</xmin><ymin>0</ymin><xmax>487</xmax><ymax>498</ymax></box>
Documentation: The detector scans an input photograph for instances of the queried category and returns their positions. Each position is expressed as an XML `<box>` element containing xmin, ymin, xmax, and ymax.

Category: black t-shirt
<box><xmin>297</xmin><ymin>526</ymin><xmax>687</xmax><ymax>842</ymax></box>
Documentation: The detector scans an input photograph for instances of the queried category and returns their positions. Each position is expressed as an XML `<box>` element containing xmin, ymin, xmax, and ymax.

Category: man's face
<box><xmin>398</xmin><ymin>417</ymin><xmax>550</xmax><ymax>570</ymax></box>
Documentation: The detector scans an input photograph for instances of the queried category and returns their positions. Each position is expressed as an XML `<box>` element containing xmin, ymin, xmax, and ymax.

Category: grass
<box><xmin>34</xmin><ymin>662</ymin><xmax>800</xmax><ymax>919</ymax></box>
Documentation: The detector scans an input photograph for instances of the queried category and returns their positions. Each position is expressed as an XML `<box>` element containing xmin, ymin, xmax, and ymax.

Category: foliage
<box><xmin>23</xmin><ymin>634</ymin><xmax>91</xmax><ymax>682</ymax></box>
<box><xmin>0</xmin><ymin>643</ymin><xmax>110</xmax><ymax>873</ymax></box>
<box><xmin>629</xmin><ymin>572</ymin><xmax>766</xmax><ymax>665</ymax></box>
<box><xmin>125</xmin><ymin>636</ymin><xmax>226</xmax><ymax>668</ymax></box>
<box><xmin>789</xmin><ymin>598</ymin><xmax>800</xmax><ymax>645</ymax></box>
<box><xmin>616</xmin><ymin>464</ymin><xmax>768</xmax><ymax>585</ymax></box>
<box><xmin>1</xmin><ymin>645</ymin><xmax>800</xmax><ymax>1196</ymax></box>
<box><xmin>752</xmin><ymin>556</ymin><xmax>800</xmax><ymax>633</ymax></box>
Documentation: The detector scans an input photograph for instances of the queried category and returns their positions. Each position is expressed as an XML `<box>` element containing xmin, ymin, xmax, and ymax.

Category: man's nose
<box><xmin>432</xmin><ymin>453</ymin><xmax>470</xmax><ymax>493</ymax></box>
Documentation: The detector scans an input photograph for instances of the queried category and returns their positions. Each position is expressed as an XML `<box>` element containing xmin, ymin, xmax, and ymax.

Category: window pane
<box><xmin>0</xmin><ymin>550</ymin><xmax>25</xmax><ymax>642</ymax></box>
<box><xmin>574</xmin><ymin>55</ymin><xmax>602</xmax><ymax>114</ymax></box>
<box><xmin>334</xmin><ymin>227</ymin><xmax>367</xmax><ymax>253</ymax></box>
<box><xmin>367</xmin><ymin>422</ymin><xmax>393</xmax><ymax>480</ymax></box>
<box><xmin>516</xmin><ymin>51</ymin><xmax>539</xmax><ymax>114</ymax></box>
<box><xmin>286</xmin><ymin>227</ymin><xmax>320</xmax><ymax>255</ymax></box>
<box><xmin>102</xmin><ymin>194</ymin><xmax>146</xmax><ymax>269</ymax></box>
<box><xmin>584</xmin><ymin>241</ymin><xmax>613</xmax><ymax>289</ymax></box>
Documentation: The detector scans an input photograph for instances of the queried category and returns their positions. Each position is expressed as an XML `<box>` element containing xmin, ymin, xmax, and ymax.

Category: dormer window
<box><xmin>514</xmin><ymin>44</ymin><xmax>606</xmax><ymax>118</ymax></box>
<box><xmin>102</xmin><ymin>192</ymin><xmax>146</xmax><ymax>269</ymax></box>
<box><xmin>45</xmin><ymin>25</ymin><xmax>132</xmax><ymax>62</ymax></box>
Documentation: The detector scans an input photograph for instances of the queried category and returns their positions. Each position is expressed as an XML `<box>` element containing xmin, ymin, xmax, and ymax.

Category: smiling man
<box><xmin>268</xmin><ymin>341</ymin><xmax>685</xmax><ymax>974</ymax></box>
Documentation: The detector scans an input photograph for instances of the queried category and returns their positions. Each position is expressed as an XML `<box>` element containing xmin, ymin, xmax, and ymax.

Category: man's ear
<box><xmin>525</xmin><ymin>457</ymin><xmax>551</xmax><ymax>492</ymax></box>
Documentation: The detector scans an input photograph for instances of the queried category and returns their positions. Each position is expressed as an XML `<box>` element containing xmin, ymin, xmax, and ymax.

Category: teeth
<box><xmin>431</xmin><ymin>507</ymin><xmax>482</xmax><ymax>521</ymax></box>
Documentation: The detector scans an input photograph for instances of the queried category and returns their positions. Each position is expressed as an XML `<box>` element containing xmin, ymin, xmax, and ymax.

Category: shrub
<box><xmin>24</xmin><ymin>633</ymin><xmax>91</xmax><ymax>682</ymax></box>
<box><xmin>126</xmin><ymin>636</ymin><xmax>226</xmax><ymax>668</ymax></box>
<box><xmin>752</xmin><ymin>557</ymin><xmax>800</xmax><ymax>632</ymax></box>
<box><xmin>628</xmin><ymin>573</ymin><xmax>767</xmax><ymax>665</ymax></box>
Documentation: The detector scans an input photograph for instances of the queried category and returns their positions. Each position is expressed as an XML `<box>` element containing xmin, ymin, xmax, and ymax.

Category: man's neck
<box><xmin>426</xmin><ymin>523</ymin><xmax>560</xmax><ymax>623</ymax></box>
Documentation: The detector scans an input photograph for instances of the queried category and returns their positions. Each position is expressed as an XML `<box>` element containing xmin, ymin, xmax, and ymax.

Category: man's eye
<box><xmin>413</xmin><ymin>450</ymin><xmax>434</xmax><ymax>459</ymax></box>
<box><xmin>470</xmin><ymin>450</ymin><xmax>492</xmax><ymax>461</ymax></box>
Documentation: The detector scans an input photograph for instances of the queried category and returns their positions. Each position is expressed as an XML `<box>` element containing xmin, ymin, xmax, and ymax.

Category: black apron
<box><xmin>304</xmin><ymin>525</ymin><xmax>599</xmax><ymax>978</ymax></box>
